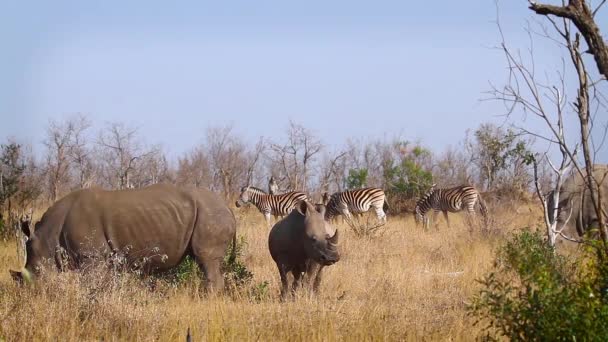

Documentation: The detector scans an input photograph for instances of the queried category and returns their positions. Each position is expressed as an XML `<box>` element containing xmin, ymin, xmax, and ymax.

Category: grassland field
<box><xmin>0</xmin><ymin>200</ymin><xmax>545</xmax><ymax>341</ymax></box>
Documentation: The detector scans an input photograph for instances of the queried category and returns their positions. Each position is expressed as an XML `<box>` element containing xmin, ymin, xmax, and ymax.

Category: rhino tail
<box><xmin>228</xmin><ymin>231</ymin><xmax>237</xmax><ymax>265</ymax></box>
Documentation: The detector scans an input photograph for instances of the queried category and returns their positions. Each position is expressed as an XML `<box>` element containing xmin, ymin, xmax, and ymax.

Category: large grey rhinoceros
<box><xmin>10</xmin><ymin>184</ymin><xmax>236</xmax><ymax>290</ymax></box>
<box><xmin>268</xmin><ymin>200</ymin><xmax>339</xmax><ymax>299</ymax></box>
<box><xmin>548</xmin><ymin>164</ymin><xmax>608</xmax><ymax>242</ymax></box>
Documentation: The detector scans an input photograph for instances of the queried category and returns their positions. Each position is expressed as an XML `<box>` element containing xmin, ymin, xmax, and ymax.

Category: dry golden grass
<box><xmin>0</xmin><ymin>203</ymin><xmax>543</xmax><ymax>341</ymax></box>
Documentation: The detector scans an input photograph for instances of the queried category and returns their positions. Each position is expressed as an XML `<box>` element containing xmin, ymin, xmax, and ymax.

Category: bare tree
<box><xmin>66</xmin><ymin>115</ymin><xmax>94</xmax><ymax>189</ymax></box>
<box><xmin>529</xmin><ymin>0</ymin><xmax>608</xmax><ymax>80</ymax></box>
<box><xmin>176</xmin><ymin>146</ymin><xmax>212</xmax><ymax>188</ymax></box>
<box><xmin>434</xmin><ymin>145</ymin><xmax>473</xmax><ymax>187</ymax></box>
<box><xmin>97</xmin><ymin>122</ymin><xmax>158</xmax><ymax>190</ymax></box>
<box><xmin>269</xmin><ymin>121</ymin><xmax>323</xmax><ymax>191</ymax></box>
<box><xmin>490</xmin><ymin>2</ymin><xmax>608</xmax><ymax>247</ymax></box>
<box><xmin>206</xmin><ymin>124</ymin><xmax>250</xmax><ymax>199</ymax></box>
<box><xmin>44</xmin><ymin>119</ymin><xmax>76</xmax><ymax>201</ymax></box>
<box><xmin>318</xmin><ymin>150</ymin><xmax>347</xmax><ymax>193</ymax></box>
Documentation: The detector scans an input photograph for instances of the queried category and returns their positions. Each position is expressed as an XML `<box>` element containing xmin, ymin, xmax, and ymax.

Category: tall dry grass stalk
<box><xmin>0</xmin><ymin>204</ymin><xmax>543</xmax><ymax>341</ymax></box>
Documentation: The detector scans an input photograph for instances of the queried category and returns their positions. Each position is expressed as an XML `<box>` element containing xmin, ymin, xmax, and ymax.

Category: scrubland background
<box><xmin>0</xmin><ymin>200</ymin><xmax>544</xmax><ymax>341</ymax></box>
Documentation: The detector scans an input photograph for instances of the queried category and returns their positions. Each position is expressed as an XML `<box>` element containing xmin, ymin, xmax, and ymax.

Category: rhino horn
<box><xmin>327</xmin><ymin>229</ymin><xmax>339</xmax><ymax>245</ymax></box>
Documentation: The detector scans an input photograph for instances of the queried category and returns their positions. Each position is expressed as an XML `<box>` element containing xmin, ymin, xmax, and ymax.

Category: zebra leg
<box><xmin>432</xmin><ymin>210</ymin><xmax>440</xmax><ymax>229</ymax></box>
<box><xmin>264</xmin><ymin>212</ymin><xmax>272</xmax><ymax>226</ymax></box>
<box><xmin>375</xmin><ymin>206</ymin><xmax>387</xmax><ymax>224</ymax></box>
<box><xmin>342</xmin><ymin>210</ymin><xmax>353</xmax><ymax>224</ymax></box>
<box><xmin>443</xmin><ymin>210</ymin><xmax>450</xmax><ymax>229</ymax></box>
<box><xmin>465</xmin><ymin>206</ymin><xmax>476</xmax><ymax>231</ymax></box>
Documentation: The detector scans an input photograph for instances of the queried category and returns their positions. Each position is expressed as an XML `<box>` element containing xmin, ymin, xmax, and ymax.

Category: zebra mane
<box><xmin>416</xmin><ymin>187</ymin><xmax>437</xmax><ymax>207</ymax></box>
<box><xmin>244</xmin><ymin>186</ymin><xmax>268</xmax><ymax>194</ymax></box>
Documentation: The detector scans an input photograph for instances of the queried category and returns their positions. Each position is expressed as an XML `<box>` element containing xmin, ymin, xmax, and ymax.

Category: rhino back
<box><xmin>61</xmin><ymin>184</ymin><xmax>197</xmax><ymax>270</ymax></box>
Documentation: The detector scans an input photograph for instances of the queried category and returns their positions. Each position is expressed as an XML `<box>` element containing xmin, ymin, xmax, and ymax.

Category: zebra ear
<box><xmin>321</xmin><ymin>192</ymin><xmax>330</xmax><ymax>206</ymax></box>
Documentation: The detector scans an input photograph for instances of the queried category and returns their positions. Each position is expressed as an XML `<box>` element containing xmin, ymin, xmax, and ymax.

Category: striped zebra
<box><xmin>322</xmin><ymin>187</ymin><xmax>389</xmax><ymax>223</ymax></box>
<box><xmin>414</xmin><ymin>184</ymin><xmax>487</xmax><ymax>229</ymax></box>
<box><xmin>235</xmin><ymin>186</ymin><xmax>307</xmax><ymax>225</ymax></box>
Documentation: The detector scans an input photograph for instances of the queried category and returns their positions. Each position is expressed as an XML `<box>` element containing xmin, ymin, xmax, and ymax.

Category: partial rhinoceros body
<box><xmin>548</xmin><ymin>164</ymin><xmax>608</xmax><ymax>243</ymax></box>
<box><xmin>11</xmin><ymin>184</ymin><xmax>236</xmax><ymax>290</ymax></box>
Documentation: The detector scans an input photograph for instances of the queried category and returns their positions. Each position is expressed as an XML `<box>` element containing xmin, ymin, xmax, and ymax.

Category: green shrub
<box><xmin>346</xmin><ymin>168</ymin><xmax>368</xmax><ymax>189</ymax></box>
<box><xmin>168</xmin><ymin>235</ymin><xmax>253</xmax><ymax>290</ymax></box>
<box><xmin>469</xmin><ymin>229</ymin><xmax>608</xmax><ymax>341</ymax></box>
<box><xmin>249</xmin><ymin>281</ymin><xmax>270</xmax><ymax>302</ymax></box>
<box><xmin>222</xmin><ymin>236</ymin><xmax>253</xmax><ymax>289</ymax></box>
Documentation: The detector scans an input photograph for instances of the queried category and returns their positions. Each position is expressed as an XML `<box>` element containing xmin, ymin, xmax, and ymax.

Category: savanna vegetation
<box><xmin>2</xmin><ymin>0</ymin><xmax>608</xmax><ymax>340</ymax></box>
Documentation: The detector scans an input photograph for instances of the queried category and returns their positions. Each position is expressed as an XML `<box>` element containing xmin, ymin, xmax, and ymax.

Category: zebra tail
<box><xmin>478</xmin><ymin>195</ymin><xmax>489</xmax><ymax>226</ymax></box>
<box><xmin>383</xmin><ymin>198</ymin><xmax>389</xmax><ymax>213</ymax></box>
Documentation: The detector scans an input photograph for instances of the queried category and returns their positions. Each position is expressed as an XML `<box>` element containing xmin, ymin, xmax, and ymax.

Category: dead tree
<box><xmin>318</xmin><ymin>150</ymin><xmax>347</xmax><ymax>193</ymax></box>
<box><xmin>529</xmin><ymin>0</ymin><xmax>608</xmax><ymax>80</ymax></box>
<box><xmin>269</xmin><ymin>121</ymin><xmax>323</xmax><ymax>191</ymax></box>
<box><xmin>66</xmin><ymin>115</ymin><xmax>94</xmax><ymax>189</ymax></box>
<box><xmin>176</xmin><ymin>146</ymin><xmax>212</xmax><ymax>188</ymax></box>
<box><xmin>490</xmin><ymin>3</ymin><xmax>608</xmax><ymax>248</ymax></box>
<box><xmin>97</xmin><ymin>122</ymin><xmax>157</xmax><ymax>190</ymax></box>
<box><xmin>44</xmin><ymin>119</ymin><xmax>76</xmax><ymax>201</ymax></box>
<box><xmin>206</xmin><ymin>124</ymin><xmax>249</xmax><ymax>199</ymax></box>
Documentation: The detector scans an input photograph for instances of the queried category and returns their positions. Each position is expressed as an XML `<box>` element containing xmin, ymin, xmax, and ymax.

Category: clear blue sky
<box><xmin>1</xmin><ymin>1</ymin><xmax>606</xmax><ymax>159</ymax></box>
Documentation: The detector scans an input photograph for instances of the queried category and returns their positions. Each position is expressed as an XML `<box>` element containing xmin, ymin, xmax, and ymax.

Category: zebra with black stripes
<box><xmin>414</xmin><ymin>184</ymin><xmax>488</xmax><ymax>229</ymax></box>
<box><xmin>322</xmin><ymin>187</ymin><xmax>389</xmax><ymax>224</ymax></box>
<box><xmin>235</xmin><ymin>186</ymin><xmax>307</xmax><ymax>225</ymax></box>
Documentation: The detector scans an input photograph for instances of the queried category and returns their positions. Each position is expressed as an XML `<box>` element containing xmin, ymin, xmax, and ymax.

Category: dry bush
<box><xmin>0</xmin><ymin>201</ymin><xmax>542</xmax><ymax>341</ymax></box>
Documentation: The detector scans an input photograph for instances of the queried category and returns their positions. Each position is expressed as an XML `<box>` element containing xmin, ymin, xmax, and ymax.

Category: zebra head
<box><xmin>414</xmin><ymin>184</ymin><xmax>437</xmax><ymax>227</ymax></box>
<box><xmin>235</xmin><ymin>186</ymin><xmax>251</xmax><ymax>207</ymax></box>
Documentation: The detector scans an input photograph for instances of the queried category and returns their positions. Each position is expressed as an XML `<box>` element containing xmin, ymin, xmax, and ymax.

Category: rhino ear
<box><xmin>20</xmin><ymin>217</ymin><xmax>32</xmax><ymax>238</ymax></box>
<box><xmin>316</xmin><ymin>204</ymin><xmax>326</xmax><ymax>217</ymax></box>
<box><xmin>296</xmin><ymin>200</ymin><xmax>308</xmax><ymax>216</ymax></box>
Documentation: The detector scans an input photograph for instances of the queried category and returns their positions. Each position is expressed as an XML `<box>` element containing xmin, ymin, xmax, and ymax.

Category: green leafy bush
<box><xmin>169</xmin><ymin>235</ymin><xmax>253</xmax><ymax>290</ymax></box>
<box><xmin>346</xmin><ymin>168</ymin><xmax>368</xmax><ymax>189</ymax></box>
<box><xmin>469</xmin><ymin>229</ymin><xmax>608</xmax><ymax>341</ymax></box>
<box><xmin>222</xmin><ymin>236</ymin><xmax>253</xmax><ymax>288</ymax></box>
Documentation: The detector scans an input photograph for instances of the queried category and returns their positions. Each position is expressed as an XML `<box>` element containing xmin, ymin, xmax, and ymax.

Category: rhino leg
<box><xmin>278</xmin><ymin>263</ymin><xmax>290</xmax><ymax>300</ymax></box>
<box><xmin>193</xmin><ymin>254</ymin><xmax>224</xmax><ymax>292</ymax></box>
<box><xmin>304</xmin><ymin>262</ymin><xmax>324</xmax><ymax>294</ymax></box>
<box><xmin>291</xmin><ymin>267</ymin><xmax>303</xmax><ymax>294</ymax></box>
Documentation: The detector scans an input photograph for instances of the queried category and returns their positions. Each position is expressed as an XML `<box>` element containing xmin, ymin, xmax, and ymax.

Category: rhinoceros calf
<box><xmin>268</xmin><ymin>200</ymin><xmax>339</xmax><ymax>299</ymax></box>
<box><xmin>548</xmin><ymin>164</ymin><xmax>608</xmax><ymax>242</ymax></box>
<box><xmin>9</xmin><ymin>184</ymin><xmax>236</xmax><ymax>290</ymax></box>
